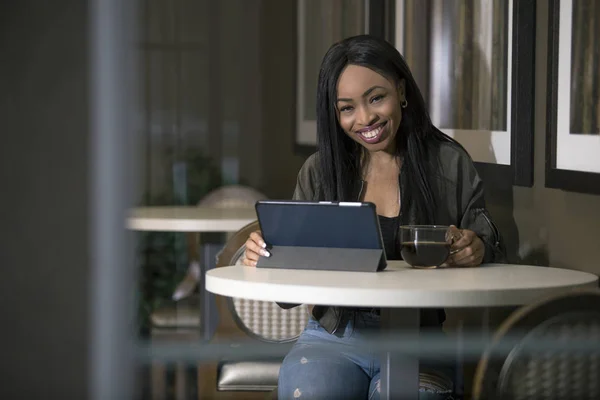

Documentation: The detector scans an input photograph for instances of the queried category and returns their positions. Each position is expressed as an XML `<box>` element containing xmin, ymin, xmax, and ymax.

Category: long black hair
<box><xmin>316</xmin><ymin>34</ymin><xmax>455</xmax><ymax>224</ymax></box>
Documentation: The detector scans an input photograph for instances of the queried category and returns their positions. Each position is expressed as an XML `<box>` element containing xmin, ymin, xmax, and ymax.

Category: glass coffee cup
<box><xmin>398</xmin><ymin>225</ymin><xmax>453</xmax><ymax>269</ymax></box>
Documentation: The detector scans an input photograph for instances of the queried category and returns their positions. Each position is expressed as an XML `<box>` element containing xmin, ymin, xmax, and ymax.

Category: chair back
<box><xmin>174</xmin><ymin>185</ymin><xmax>267</xmax><ymax>300</ymax></box>
<box><xmin>198</xmin><ymin>184</ymin><xmax>266</xmax><ymax>209</ymax></box>
<box><xmin>473</xmin><ymin>290</ymin><xmax>600</xmax><ymax>400</ymax></box>
<box><xmin>215</xmin><ymin>221</ymin><xmax>309</xmax><ymax>343</ymax></box>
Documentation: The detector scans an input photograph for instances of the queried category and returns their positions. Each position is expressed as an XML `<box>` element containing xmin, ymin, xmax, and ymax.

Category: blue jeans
<box><xmin>278</xmin><ymin>312</ymin><xmax>455</xmax><ymax>400</ymax></box>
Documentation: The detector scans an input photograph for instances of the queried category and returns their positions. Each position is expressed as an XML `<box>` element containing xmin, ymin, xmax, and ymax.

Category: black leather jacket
<box><xmin>280</xmin><ymin>141</ymin><xmax>506</xmax><ymax>334</ymax></box>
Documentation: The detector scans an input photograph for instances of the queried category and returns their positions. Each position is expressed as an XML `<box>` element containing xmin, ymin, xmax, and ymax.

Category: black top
<box><xmin>378</xmin><ymin>215</ymin><xmax>400</xmax><ymax>260</ymax></box>
<box><xmin>355</xmin><ymin>214</ymin><xmax>445</xmax><ymax>327</ymax></box>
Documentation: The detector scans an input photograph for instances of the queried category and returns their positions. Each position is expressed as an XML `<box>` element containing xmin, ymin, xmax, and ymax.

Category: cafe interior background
<box><xmin>2</xmin><ymin>0</ymin><xmax>600</xmax><ymax>399</ymax></box>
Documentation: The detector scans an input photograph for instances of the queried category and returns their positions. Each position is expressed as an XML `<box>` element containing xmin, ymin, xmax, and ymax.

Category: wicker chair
<box><xmin>169</xmin><ymin>184</ymin><xmax>268</xmax><ymax>303</ymax></box>
<box><xmin>198</xmin><ymin>220</ymin><xmax>309</xmax><ymax>398</ymax></box>
<box><xmin>150</xmin><ymin>185</ymin><xmax>267</xmax><ymax>400</ymax></box>
<box><xmin>472</xmin><ymin>290</ymin><xmax>600</xmax><ymax>400</ymax></box>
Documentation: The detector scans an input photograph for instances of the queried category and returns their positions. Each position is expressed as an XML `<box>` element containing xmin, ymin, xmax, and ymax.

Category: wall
<box><xmin>496</xmin><ymin>0</ymin><xmax>600</xmax><ymax>275</ymax></box>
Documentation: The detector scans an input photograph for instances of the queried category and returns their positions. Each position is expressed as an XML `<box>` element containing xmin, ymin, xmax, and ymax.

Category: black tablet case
<box><xmin>255</xmin><ymin>201</ymin><xmax>387</xmax><ymax>272</ymax></box>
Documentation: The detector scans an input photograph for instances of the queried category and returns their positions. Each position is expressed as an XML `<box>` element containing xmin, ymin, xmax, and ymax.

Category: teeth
<box><xmin>360</xmin><ymin>125</ymin><xmax>383</xmax><ymax>139</ymax></box>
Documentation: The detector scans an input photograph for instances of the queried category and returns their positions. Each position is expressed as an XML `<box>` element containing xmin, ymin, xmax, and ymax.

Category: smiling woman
<box><xmin>239</xmin><ymin>35</ymin><xmax>507</xmax><ymax>399</ymax></box>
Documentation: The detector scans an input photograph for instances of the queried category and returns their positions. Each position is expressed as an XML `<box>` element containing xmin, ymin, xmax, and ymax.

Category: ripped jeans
<box><xmin>277</xmin><ymin>312</ymin><xmax>455</xmax><ymax>400</ymax></box>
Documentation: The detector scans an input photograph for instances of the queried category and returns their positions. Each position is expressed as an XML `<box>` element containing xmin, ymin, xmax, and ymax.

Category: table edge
<box><xmin>126</xmin><ymin>217</ymin><xmax>256</xmax><ymax>232</ymax></box>
<box><xmin>205</xmin><ymin>265</ymin><xmax>599</xmax><ymax>308</ymax></box>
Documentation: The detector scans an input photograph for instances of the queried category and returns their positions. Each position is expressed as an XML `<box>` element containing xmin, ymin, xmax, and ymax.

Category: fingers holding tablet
<box><xmin>243</xmin><ymin>231</ymin><xmax>270</xmax><ymax>266</ymax></box>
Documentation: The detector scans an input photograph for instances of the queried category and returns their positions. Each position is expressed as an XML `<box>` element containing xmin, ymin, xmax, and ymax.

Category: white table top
<box><xmin>206</xmin><ymin>261</ymin><xmax>598</xmax><ymax>308</ymax></box>
<box><xmin>127</xmin><ymin>206</ymin><xmax>256</xmax><ymax>232</ymax></box>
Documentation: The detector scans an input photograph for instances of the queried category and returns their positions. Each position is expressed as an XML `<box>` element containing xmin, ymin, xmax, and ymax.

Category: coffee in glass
<box><xmin>398</xmin><ymin>225</ymin><xmax>452</xmax><ymax>269</ymax></box>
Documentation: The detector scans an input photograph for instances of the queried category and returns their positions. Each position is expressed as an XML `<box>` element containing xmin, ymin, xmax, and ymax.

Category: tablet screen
<box><xmin>255</xmin><ymin>201</ymin><xmax>383</xmax><ymax>250</ymax></box>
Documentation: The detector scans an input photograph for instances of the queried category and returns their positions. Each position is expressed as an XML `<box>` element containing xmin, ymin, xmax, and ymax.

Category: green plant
<box><xmin>136</xmin><ymin>148</ymin><xmax>222</xmax><ymax>336</ymax></box>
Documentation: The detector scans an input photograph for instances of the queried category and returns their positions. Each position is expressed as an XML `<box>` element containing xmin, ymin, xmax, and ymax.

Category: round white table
<box><xmin>206</xmin><ymin>261</ymin><xmax>598</xmax><ymax>400</ymax></box>
<box><xmin>127</xmin><ymin>206</ymin><xmax>256</xmax><ymax>232</ymax></box>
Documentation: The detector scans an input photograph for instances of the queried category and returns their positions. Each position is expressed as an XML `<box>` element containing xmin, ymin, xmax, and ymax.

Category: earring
<box><xmin>401</xmin><ymin>99</ymin><xmax>408</xmax><ymax>108</ymax></box>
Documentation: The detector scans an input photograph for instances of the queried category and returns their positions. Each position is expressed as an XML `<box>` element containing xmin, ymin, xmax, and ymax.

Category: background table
<box><xmin>127</xmin><ymin>206</ymin><xmax>256</xmax><ymax>232</ymax></box>
<box><xmin>127</xmin><ymin>206</ymin><xmax>257</xmax><ymax>341</ymax></box>
<box><xmin>206</xmin><ymin>261</ymin><xmax>598</xmax><ymax>399</ymax></box>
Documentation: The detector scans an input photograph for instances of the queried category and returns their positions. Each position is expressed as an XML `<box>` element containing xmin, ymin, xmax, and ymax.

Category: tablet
<box><xmin>254</xmin><ymin>200</ymin><xmax>387</xmax><ymax>272</ymax></box>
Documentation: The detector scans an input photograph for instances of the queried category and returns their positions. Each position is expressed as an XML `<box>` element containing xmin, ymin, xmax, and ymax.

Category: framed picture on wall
<box><xmin>426</xmin><ymin>0</ymin><xmax>536</xmax><ymax>187</ymax></box>
<box><xmin>546</xmin><ymin>0</ymin><xmax>600</xmax><ymax>195</ymax></box>
<box><xmin>294</xmin><ymin>0</ymin><xmax>391</xmax><ymax>154</ymax></box>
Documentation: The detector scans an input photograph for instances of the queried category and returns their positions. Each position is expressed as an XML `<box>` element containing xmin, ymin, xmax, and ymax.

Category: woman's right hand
<box><xmin>242</xmin><ymin>231</ymin><xmax>270</xmax><ymax>266</ymax></box>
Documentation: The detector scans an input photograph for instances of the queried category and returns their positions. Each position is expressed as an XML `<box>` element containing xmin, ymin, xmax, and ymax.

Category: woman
<box><xmin>243</xmin><ymin>35</ymin><xmax>505</xmax><ymax>399</ymax></box>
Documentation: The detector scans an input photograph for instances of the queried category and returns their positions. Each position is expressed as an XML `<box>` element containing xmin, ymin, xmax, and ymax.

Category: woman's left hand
<box><xmin>442</xmin><ymin>225</ymin><xmax>485</xmax><ymax>268</ymax></box>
